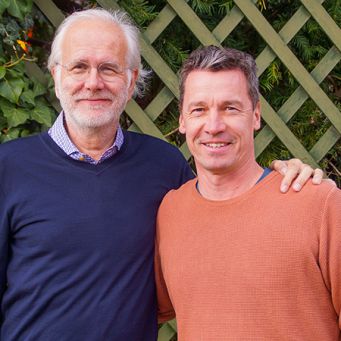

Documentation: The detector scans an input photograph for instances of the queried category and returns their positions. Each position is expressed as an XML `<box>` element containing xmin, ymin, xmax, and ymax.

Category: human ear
<box><xmin>127</xmin><ymin>68</ymin><xmax>138</xmax><ymax>99</ymax></box>
<box><xmin>179</xmin><ymin>113</ymin><xmax>186</xmax><ymax>134</ymax></box>
<box><xmin>253</xmin><ymin>101</ymin><xmax>261</xmax><ymax>131</ymax></box>
<box><xmin>51</xmin><ymin>67</ymin><xmax>61</xmax><ymax>99</ymax></box>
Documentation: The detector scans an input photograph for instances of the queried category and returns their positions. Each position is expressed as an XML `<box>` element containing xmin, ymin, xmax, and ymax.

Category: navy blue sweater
<box><xmin>0</xmin><ymin>131</ymin><xmax>193</xmax><ymax>340</ymax></box>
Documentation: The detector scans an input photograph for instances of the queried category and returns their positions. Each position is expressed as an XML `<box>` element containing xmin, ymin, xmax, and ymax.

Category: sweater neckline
<box><xmin>189</xmin><ymin>170</ymin><xmax>279</xmax><ymax>206</ymax></box>
<box><xmin>39</xmin><ymin>131</ymin><xmax>131</xmax><ymax>174</ymax></box>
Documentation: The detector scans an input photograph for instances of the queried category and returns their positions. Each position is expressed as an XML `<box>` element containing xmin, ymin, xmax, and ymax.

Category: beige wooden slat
<box><xmin>256</xmin><ymin>0</ymin><xmax>324</xmax><ymax>75</ymax></box>
<box><xmin>124</xmin><ymin>100</ymin><xmax>165</xmax><ymax>139</ymax></box>
<box><xmin>255</xmin><ymin>46</ymin><xmax>341</xmax><ymax>157</ymax></box>
<box><xmin>157</xmin><ymin>320</ymin><xmax>177</xmax><ymax>341</ymax></box>
<box><xmin>310</xmin><ymin>126</ymin><xmax>340</xmax><ymax>162</ymax></box>
<box><xmin>100</xmin><ymin>0</ymin><xmax>181</xmax><ymax>49</ymax></box>
<box><xmin>301</xmin><ymin>0</ymin><xmax>341</xmax><ymax>51</ymax></box>
<box><xmin>139</xmin><ymin>36</ymin><xmax>180</xmax><ymax>98</ymax></box>
<box><xmin>144</xmin><ymin>5</ymin><xmax>177</xmax><ymax>43</ymax></box>
<box><xmin>179</xmin><ymin>141</ymin><xmax>191</xmax><ymax>160</ymax></box>
<box><xmin>145</xmin><ymin>87</ymin><xmax>175</xmax><ymax>121</ymax></box>
<box><xmin>127</xmin><ymin>124</ymin><xmax>140</xmax><ymax>133</ymax></box>
<box><xmin>167</xmin><ymin>0</ymin><xmax>221</xmax><ymax>46</ymax></box>
<box><xmin>33</xmin><ymin>0</ymin><xmax>64</xmax><ymax>27</ymax></box>
<box><xmin>99</xmin><ymin>0</ymin><xmax>183</xmax><ymax>45</ymax></box>
<box><xmin>129</xmin><ymin>87</ymin><xmax>175</xmax><ymax>132</ymax></box>
<box><xmin>24</xmin><ymin>61</ymin><xmax>48</xmax><ymax>86</ymax></box>
<box><xmin>260</xmin><ymin>97</ymin><xmax>319</xmax><ymax>167</ymax></box>
<box><xmin>234</xmin><ymin>0</ymin><xmax>341</xmax><ymax>135</ymax></box>
<box><xmin>96</xmin><ymin>0</ymin><xmax>120</xmax><ymax>11</ymax></box>
<box><xmin>212</xmin><ymin>5</ymin><xmax>244</xmax><ymax>41</ymax></box>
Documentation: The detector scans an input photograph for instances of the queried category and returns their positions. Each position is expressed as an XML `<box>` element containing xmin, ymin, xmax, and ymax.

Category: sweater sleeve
<box><xmin>155</xmin><ymin>215</ymin><xmax>175</xmax><ymax>323</ymax></box>
<box><xmin>318</xmin><ymin>186</ymin><xmax>341</xmax><ymax>329</ymax></box>
<box><xmin>0</xmin><ymin>185</ymin><xmax>9</xmax><ymax>325</ymax></box>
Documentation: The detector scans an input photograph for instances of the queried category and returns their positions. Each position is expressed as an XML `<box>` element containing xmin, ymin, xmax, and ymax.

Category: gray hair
<box><xmin>179</xmin><ymin>45</ymin><xmax>259</xmax><ymax>109</ymax></box>
<box><xmin>48</xmin><ymin>8</ymin><xmax>149</xmax><ymax>97</ymax></box>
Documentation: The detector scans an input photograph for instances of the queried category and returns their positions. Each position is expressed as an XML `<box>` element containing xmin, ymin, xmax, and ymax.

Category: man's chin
<box><xmin>67</xmin><ymin>111</ymin><xmax>120</xmax><ymax>130</ymax></box>
<box><xmin>78</xmin><ymin>117</ymin><xmax>118</xmax><ymax>129</ymax></box>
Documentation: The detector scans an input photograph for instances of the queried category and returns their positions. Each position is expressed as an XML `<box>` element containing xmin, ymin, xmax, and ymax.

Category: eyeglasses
<box><xmin>56</xmin><ymin>61</ymin><xmax>128</xmax><ymax>82</ymax></box>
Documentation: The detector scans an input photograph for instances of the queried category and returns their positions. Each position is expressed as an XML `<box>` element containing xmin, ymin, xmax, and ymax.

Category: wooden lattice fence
<box><xmin>20</xmin><ymin>0</ymin><xmax>341</xmax><ymax>339</ymax></box>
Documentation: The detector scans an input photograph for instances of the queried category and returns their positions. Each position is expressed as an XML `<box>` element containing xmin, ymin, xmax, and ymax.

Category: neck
<box><xmin>197</xmin><ymin>161</ymin><xmax>264</xmax><ymax>201</ymax></box>
<box><xmin>65</xmin><ymin>121</ymin><xmax>118</xmax><ymax>161</ymax></box>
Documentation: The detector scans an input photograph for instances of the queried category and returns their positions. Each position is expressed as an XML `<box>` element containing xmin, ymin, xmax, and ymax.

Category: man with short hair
<box><xmin>0</xmin><ymin>9</ymin><xmax>324</xmax><ymax>341</ymax></box>
<box><xmin>155</xmin><ymin>46</ymin><xmax>340</xmax><ymax>340</ymax></box>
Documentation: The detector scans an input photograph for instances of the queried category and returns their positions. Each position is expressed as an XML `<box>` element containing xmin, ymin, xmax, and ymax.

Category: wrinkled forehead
<box><xmin>182</xmin><ymin>68</ymin><xmax>257</xmax><ymax>112</ymax></box>
<box><xmin>60</xmin><ymin>19</ymin><xmax>128</xmax><ymax>65</ymax></box>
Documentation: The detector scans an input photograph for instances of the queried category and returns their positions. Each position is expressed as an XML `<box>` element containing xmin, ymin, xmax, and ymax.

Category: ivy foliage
<box><xmin>0</xmin><ymin>0</ymin><xmax>55</xmax><ymax>142</ymax></box>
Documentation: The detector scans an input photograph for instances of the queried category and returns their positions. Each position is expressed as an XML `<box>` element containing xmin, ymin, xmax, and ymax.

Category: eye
<box><xmin>99</xmin><ymin>63</ymin><xmax>123</xmax><ymax>76</ymax></box>
<box><xmin>190</xmin><ymin>107</ymin><xmax>205</xmax><ymax>116</ymax></box>
<box><xmin>68</xmin><ymin>62</ymin><xmax>89</xmax><ymax>74</ymax></box>
<box><xmin>225</xmin><ymin>106</ymin><xmax>240</xmax><ymax>114</ymax></box>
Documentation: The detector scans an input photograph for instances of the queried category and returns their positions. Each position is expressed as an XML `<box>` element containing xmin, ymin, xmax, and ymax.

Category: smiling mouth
<box><xmin>77</xmin><ymin>98</ymin><xmax>110</xmax><ymax>102</ymax></box>
<box><xmin>203</xmin><ymin>142</ymin><xmax>231</xmax><ymax>148</ymax></box>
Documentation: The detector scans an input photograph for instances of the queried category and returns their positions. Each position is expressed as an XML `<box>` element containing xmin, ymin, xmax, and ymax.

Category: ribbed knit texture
<box><xmin>0</xmin><ymin>131</ymin><xmax>194</xmax><ymax>341</ymax></box>
<box><xmin>156</xmin><ymin>172</ymin><xmax>341</xmax><ymax>341</ymax></box>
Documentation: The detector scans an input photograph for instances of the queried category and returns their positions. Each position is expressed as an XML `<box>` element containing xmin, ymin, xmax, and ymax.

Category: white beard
<box><xmin>58</xmin><ymin>88</ymin><xmax>128</xmax><ymax>130</ymax></box>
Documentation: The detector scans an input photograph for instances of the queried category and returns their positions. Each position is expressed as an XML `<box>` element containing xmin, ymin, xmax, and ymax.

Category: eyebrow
<box><xmin>68</xmin><ymin>59</ymin><xmax>120</xmax><ymax>66</ymax></box>
<box><xmin>187</xmin><ymin>99</ymin><xmax>244</xmax><ymax>108</ymax></box>
<box><xmin>187</xmin><ymin>101</ymin><xmax>207</xmax><ymax>108</ymax></box>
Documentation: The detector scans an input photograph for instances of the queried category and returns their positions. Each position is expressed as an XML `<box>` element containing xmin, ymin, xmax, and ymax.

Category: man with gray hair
<box><xmin>155</xmin><ymin>45</ymin><xmax>340</xmax><ymax>340</ymax></box>
<box><xmin>0</xmin><ymin>9</ymin><xmax>323</xmax><ymax>341</ymax></box>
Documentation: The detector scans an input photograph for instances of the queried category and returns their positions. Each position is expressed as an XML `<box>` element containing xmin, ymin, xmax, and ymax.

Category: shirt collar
<box><xmin>48</xmin><ymin>112</ymin><xmax>124</xmax><ymax>164</ymax></box>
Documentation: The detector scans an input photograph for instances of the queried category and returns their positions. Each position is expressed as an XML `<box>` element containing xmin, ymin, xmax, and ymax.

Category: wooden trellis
<box><xmin>24</xmin><ymin>1</ymin><xmax>340</xmax><ymax>339</ymax></box>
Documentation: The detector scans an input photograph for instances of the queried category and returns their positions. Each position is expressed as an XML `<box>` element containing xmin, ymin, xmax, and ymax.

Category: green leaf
<box><xmin>21</xmin><ymin>0</ymin><xmax>33</xmax><ymax>14</ymax></box>
<box><xmin>21</xmin><ymin>89</ymin><xmax>35</xmax><ymax>105</ymax></box>
<box><xmin>0</xmin><ymin>0</ymin><xmax>10</xmax><ymax>16</ymax></box>
<box><xmin>7</xmin><ymin>67</ymin><xmax>22</xmax><ymax>78</ymax></box>
<box><xmin>20</xmin><ymin>128</ymin><xmax>31</xmax><ymax>137</ymax></box>
<box><xmin>7</xmin><ymin>0</ymin><xmax>25</xmax><ymax>19</ymax></box>
<box><xmin>0</xmin><ymin>99</ymin><xmax>29</xmax><ymax>127</ymax></box>
<box><xmin>1</xmin><ymin>127</ymin><xmax>20</xmax><ymax>142</ymax></box>
<box><xmin>31</xmin><ymin>103</ymin><xmax>54</xmax><ymax>127</ymax></box>
<box><xmin>0</xmin><ymin>66</ymin><xmax>6</xmax><ymax>80</ymax></box>
<box><xmin>11</xmin><ymin>61</ymin><xmax>25</xmax><ymax>73</ymax></box>
<box><xmin>0</xmin><ymin>114</ymin><xmax>7</xmax><ymax>130</ymax></box>
<box><xmin>0</xmin><ymin>78</ymin><xmax>25</xmax><ymax>103</ymax></box>
<box><xmin>33</xmin><ymin>81</ymin><xmax>46</xmax><ymax>97</ymax></box>
<box><xmin>7</xmin><ymin>0</ymin><xmax>32</xmax><ymax>19</ymax></box>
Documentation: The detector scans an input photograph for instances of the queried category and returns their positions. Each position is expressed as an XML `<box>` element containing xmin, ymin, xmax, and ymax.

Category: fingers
<box><xmin>271</xmin><ymin>159</ymin><xmax>325</xmax><ymax>192</ymax></box>
<box><xmin>289</xmin><ymin>164</ymin><xmax>315</xmax><ymax>192</ymax></box>
<box><xmin>279</xmin><ymin>163</ymin><xmax>310</xmax><ymax>193</ymax></box>
<box><xmin>271</xmin><ymin>159</ymin><xmax>295</xmax><ymax>193</ymax></box>
<box><xmin>270</xmin><ymin>160</ymin><xmax>288</xmax><ymax>176</ymax></box>
<box><xmin>311</xmin><ymin>168</ymin><xmax>324</xmax><ymax>185</ymax></box>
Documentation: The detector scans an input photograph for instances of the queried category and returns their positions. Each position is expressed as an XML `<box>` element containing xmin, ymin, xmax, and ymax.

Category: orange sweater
<box><xmin>155</xmin><ymin>172</ymin><xmax>341</xmax><ymax>340</ymax></box>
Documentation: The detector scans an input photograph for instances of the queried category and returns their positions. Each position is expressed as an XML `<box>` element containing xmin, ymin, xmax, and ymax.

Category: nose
<box><xmin>204</xmin><ymin>110</ymin><xmax>225</xmax><ymax>135</ymax></box>
<box><xmin>83</xmin><ymin>67</ymin><xmax>105</xmax><ymax>91</ymax></box>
